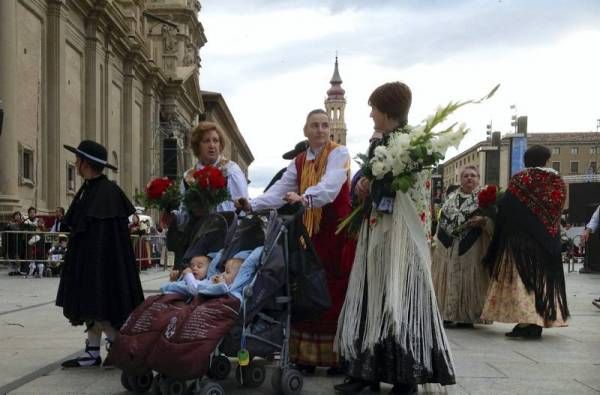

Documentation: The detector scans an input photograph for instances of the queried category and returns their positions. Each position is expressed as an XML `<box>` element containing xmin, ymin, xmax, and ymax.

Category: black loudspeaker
<box><xmin>568</xmin><ymin>183</ymin><xmax>600</xmax><ymax>224</ymax></box>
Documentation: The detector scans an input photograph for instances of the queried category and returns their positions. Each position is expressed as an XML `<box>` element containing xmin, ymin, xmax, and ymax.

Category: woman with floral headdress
<box><xmin>237</xmin><ymin>109</ymin><xmax>352</xmax><ymax>375</ymax></box>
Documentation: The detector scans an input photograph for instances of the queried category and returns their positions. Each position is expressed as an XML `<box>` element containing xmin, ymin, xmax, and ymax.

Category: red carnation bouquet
<box><xmin>135</xmin><ymin>177</ymin><xmax>181</xmax><ymax>212</ymax></box>
<box><xmin>476</xmin><ymin>184</ymin><xmax>503</xmax><ymax>219</ymax></box>
<box><xmin>182</xmin><ymin>165</ymin><xmax>230</xmax><ymax>215</ymax></box>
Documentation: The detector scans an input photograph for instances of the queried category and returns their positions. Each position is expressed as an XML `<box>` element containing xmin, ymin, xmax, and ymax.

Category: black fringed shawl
<box><xmin>483</xmin><ymin>168</ymin><xmax>569</xmax><ymax>321</ymax></box>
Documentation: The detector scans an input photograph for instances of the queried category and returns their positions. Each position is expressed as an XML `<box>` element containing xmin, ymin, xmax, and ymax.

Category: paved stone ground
<box><xmin>0</xmin><ymin>263</ymin><xmax>599</xmax><ymax>395</ymax></box>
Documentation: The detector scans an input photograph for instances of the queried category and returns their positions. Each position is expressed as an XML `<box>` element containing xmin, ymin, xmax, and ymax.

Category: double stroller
<box><xmin>111</xmin><ymin>208</ymin><xmax>315</xmax><ymax>395</ymax></box>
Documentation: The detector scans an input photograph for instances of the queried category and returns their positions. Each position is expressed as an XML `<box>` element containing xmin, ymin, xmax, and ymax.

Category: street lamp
<box><xmin>510</xmin><ymin>104</ymin><xmax>517</xmax><ymax>134</ymax></box>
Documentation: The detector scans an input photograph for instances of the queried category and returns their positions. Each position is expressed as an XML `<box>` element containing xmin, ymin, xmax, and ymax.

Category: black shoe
<box><xmin>334</xmin><ymin>377</ymin><xmax>380</xmax><ymax>393</ymax></box>
<box><xmin>61</xmin><ymin>341</ymin><xmax>102</xmax><ymax>368</ymax></box>
<box><xmin>61</xmin><ymin>354</ymin><xmax>101</xmax><ymax>368</ymax></box>
<box><xmin>505</xmin><ymin>324</ymin><xmax>542</xmax><ymax>338</ymax></box>
<box><xmin>443</xmin><ymin>320</ymin><xmax>454</xmax><ymax>328</ymax></box>
<box><xmin>455</xmin><ymin>323</ymin><xmax>474</xmax><ymax>329</ymax></box>
<box><xmin>390</xmin><ymin>383</ymin><xmax>418</xmax><ymax>394</ymax></box>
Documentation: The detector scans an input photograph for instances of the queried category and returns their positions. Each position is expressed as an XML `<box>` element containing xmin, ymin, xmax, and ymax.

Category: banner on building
<box><xmin>510</xmin><ymin>136</ymin><xmax>527</xmax><ymax>176</ymax></box>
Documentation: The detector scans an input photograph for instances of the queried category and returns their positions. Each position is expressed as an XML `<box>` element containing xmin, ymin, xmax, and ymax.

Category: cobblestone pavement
<box><xmin>0</xmin><ymin>264</ymin><xmax>599</xmax><ymax>394</ymax></box>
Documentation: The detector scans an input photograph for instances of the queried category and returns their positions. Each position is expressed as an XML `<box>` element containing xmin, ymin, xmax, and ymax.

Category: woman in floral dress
<box><xmin>482</xmin><ymin>145</ymin><xmax>569</xmax><ymax>338</ymax></box>
<box><xmin>432</xmin><ymin>165</ymin><xmax>492</xmax><ymax>327</ymax></box>
<box><xmin>335</xmin><ymin>82</ymin><xmax>455</xmax><ymax>394</ymax></box>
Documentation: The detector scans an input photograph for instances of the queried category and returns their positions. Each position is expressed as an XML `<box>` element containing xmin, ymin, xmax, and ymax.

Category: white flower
<box><xmin>371</xmin><ymin>161</ymin><xmax>386</xmax><ymax>178</ymax></box>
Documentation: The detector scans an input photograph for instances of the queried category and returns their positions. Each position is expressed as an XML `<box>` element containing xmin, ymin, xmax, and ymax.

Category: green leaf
<box><xmin>392</xmin><ymin>174</ymin><xmax>415</xmax><ymax>193</ymax></box>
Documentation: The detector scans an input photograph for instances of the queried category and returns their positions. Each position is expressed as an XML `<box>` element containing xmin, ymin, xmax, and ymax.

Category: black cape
<box><xmin>56</xmin><ymin>175</ymin><xmax>144</xmax><ymax>328</ymax></box>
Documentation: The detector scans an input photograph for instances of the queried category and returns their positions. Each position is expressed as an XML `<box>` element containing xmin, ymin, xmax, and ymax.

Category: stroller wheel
<box><xmin>160</xmin><ymin>377</ymin><xmax>187</xmax><ymax>395</ymax></box>
<box><xmin>270</xmin><ymin>367</ymin><xmax>283</xmax><ymax>392</ymax></box>
<box><xmin>194</xmin><ymin>381</ymin><xmax>224</xmax><ymax>395</ymax></box>
<box><xmin>235</xmin><ymin>361</ymin><xmax>266</xmax><ymax>388</ymax></box>
<box><xmin>127</xmin><ymin>370</ymin><xmax>154</xmax><ymax>393</ymax></box>
<box><xmin>120</xmin><ymin>370</ymin><xmax>133</xmax><ymax>391</ymax></box>
<box><xmin>281</xmin><ymin>369</ymin><xmax>303</xmax><ymax>395</ymax></box>
<box><xmin>207</xmin><ymin>355</ymin><xmax>230</xmax><ymax>380</ymax></box>
<box><xmin>151</xmin><ymin>375</ymin><xmax>162</xmax><ymax>395</ymax></box>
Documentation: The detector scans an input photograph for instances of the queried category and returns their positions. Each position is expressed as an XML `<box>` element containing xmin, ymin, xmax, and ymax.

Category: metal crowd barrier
<box><xmin>0</xmin><ymin>230</ymin><xmax>67</xmax><ymax>277</ymax></box>
<box><xmin>0</xmin><ymin>230</ymin><xmax>168</xmax><ymax>275</ymax></box>
<box><xmin>130</xmin><ymin>234</ymin><xmax>169</xmax><ymax>272</ymax></box>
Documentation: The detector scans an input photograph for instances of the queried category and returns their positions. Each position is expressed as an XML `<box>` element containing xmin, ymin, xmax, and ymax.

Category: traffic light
<box><xmin>486</xmin><ymin>122</ymin><xmax>492</xmax><ymax>139</ymax></box>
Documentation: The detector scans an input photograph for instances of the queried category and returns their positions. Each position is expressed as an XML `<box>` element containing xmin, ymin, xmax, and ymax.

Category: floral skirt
<box><xmin>481</xmin><ymin>254</ymin><xmax>567</xmax><ymax>328</ymax></box>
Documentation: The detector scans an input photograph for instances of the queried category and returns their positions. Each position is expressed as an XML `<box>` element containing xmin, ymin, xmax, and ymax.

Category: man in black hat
<box><xmin>263</xmin><ymin>140</ymin><xmax>309</xmax><ymax>192</ymax></box>
<box><xmin>57</xmin><ymin>140</ymin><xmax>144</xmax><ymax>368</ymax></box>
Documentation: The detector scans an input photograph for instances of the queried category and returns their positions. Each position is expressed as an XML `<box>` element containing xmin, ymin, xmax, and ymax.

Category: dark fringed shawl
<box><xmin>483</xmin><ymin>168</ymin><xmax>569</xmax><ymax>322</ymax></box>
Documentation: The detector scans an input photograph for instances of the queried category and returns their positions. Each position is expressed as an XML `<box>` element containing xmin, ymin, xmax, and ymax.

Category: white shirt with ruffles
<box><xmin>251</xmin><ymin>145</ymin><xmax>350</xmax><ymax>211</ymax></box>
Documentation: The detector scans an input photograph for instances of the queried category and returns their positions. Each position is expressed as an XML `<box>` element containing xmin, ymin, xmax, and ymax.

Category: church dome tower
<box><xmin>324</xmin><ymin>56</ymin><xmax>347</xmax><ymax>145</ymax></box>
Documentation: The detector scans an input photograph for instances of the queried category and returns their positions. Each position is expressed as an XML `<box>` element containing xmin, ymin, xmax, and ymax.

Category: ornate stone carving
<box><xmin>161</xmin><ymin>25</ymin><xmax>176</xmax><ymax>54</ymax></box>
<box><xmin>182</xmin><ymin>43</ymin><xmax>195</xmax><ymax>66</ymax></box>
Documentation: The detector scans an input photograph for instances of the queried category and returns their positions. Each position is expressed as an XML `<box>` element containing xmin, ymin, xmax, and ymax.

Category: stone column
<box><xmin>0</xmin><ymin>0</ymin><xmax>21</xmax><ymax>214</ymax></box>
<box><xmin>46</xmin><ymin>0</ymin><xmax>66</xmax><ymax>209</ymax></box>
<box><xmin>121</xmin><ymin>58</ymin><xmax>134</xmax><ymax>195</ymax></box>
<box><xmin>142</xmin><ymin>76</ymin><xmax>157</xmax><ymax>183</ymax></box>
<box><xmin>84</xmin><ymin>14</ymin><xmax>99</xmax><ymax>141</ymax></box>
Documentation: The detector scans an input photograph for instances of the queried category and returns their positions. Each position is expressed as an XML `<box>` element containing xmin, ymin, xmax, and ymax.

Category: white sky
<box><xmin>198</xmin><ymin>0</ymin><xmax>600</xmax><ymax>197</ymax></box>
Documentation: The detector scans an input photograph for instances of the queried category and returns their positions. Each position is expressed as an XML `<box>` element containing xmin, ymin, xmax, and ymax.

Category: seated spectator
<box><xmin>48</xmin><ymin>234</ymin><xmax>68</xmax><ymax>276</ymax></box>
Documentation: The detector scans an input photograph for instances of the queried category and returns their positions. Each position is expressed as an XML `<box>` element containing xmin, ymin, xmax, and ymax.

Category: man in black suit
<box><xmin>50</xmin><ymin>207</ymin><xmax>70</xmax><ymax>233</ymax></box>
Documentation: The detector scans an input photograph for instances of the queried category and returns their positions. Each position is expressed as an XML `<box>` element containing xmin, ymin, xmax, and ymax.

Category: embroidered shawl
<box><xmin>507</xmin><ymin>167</ymin><xmax>565</xmax><ymax>237</ymax></box>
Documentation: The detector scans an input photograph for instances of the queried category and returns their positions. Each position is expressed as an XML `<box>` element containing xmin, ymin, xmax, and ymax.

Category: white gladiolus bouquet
<box><xmin>363</xmin><ymin>84</ymin><xmax>499</xmax><ymax>193</ymax></box>
<box><xmin>337</xmin><ymin>84</ymin><xmax>499</xmax><ymax>236</ymax></box>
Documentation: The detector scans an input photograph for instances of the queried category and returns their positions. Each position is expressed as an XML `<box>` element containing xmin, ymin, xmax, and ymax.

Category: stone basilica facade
<box><xmin>0</xmin><ymin>0</ymin><xmax>253</xmax><ymax>216</ymax></box>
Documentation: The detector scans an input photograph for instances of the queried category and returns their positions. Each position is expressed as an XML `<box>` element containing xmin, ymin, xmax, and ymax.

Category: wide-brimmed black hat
<box><xmin>63</xmin><ymin>140</ymin><xmax>117</xmax><ymax>170</ymax></box>
<box><xmin>282</xmin><ymin>140</ymin><xmax>309</xmax><ymax>160</ymax></box>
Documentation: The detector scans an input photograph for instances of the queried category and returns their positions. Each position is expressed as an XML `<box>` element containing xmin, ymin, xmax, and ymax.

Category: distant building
<box><xmin>0</xmin><ymin>0</ymin><xmax>253</xmax><ymax>216</ymax></box>
<box><xmin>442</xmin><ymin>132</ymin><xmax>600</xmax><ymax>190</ymax></box>
<box><xmin>324</xmin><ymin>56</ymin><xmax>347</xmax><ymax>145</ymax></box>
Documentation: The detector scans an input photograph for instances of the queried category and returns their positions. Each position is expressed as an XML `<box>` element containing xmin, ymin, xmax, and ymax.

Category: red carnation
<box><xmin>192</xmin><ymin>166</ymin><xmax>227</xmax><ymax>189</ymax></box>
<box><xmin>207</xmin><ymin>166</ymin><xmax>227</xmax><ymax>189</ymax></box>
<box><xmin>136</xmin><ymin>177</ymin><xmax>181</xmax><ymax>212</ymax></box>
<box><xmin>478</xmin><ymin>185</ymin><xmax>497</xmax><ymax>209</ymax></box>
<box><xmin>145</xmin><ymin>177</ymin><xmax>173</xmax><ymax>200</ymax></box>
<box><xmin>183</xmin><ymin>165</ymin><xmax>230</xmax><ymax>215</ymax></box>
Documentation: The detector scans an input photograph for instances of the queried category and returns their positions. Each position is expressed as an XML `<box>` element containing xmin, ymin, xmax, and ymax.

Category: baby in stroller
<box><xmin>159</xmin><ymin>248</ymin><xmax>262</xmax><ymax>300</ymax></box>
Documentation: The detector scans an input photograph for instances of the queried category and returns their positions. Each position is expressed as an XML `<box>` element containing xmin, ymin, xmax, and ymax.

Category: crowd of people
<box><xmin>2</xmin><ymin>78</ymin><xmax>598</xmax><ymax>394</ymax></box>
<box><xmin>3</xmin><ymin>206</ymin><xmax>69</xmax><ymax>277</ymax></box>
